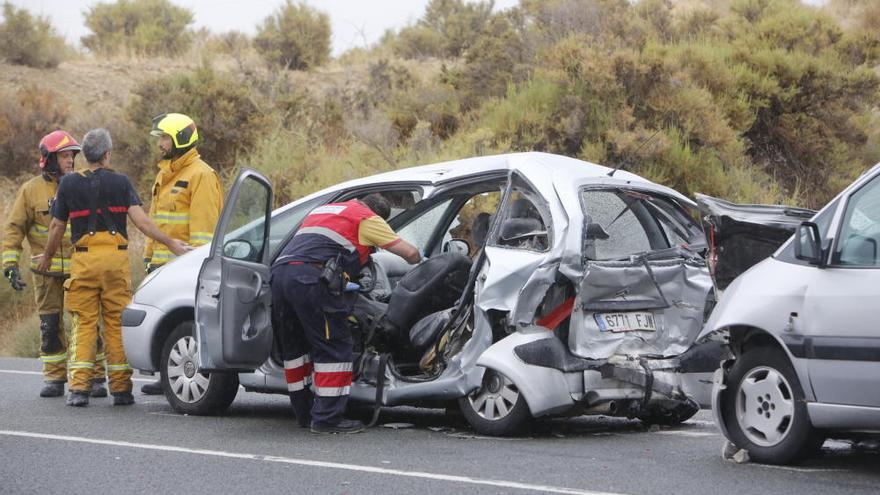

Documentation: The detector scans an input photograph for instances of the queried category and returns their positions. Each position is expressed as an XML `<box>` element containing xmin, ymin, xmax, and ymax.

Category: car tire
<box><xmin>458</xmin><ymin>368</ymin><xmax>531</xmax><ymax>436</ymax></box>
<box><xmin>160</xmin><ymin>321</ymin><xmax>239</xmax><ymax>415</ymax></box>
<box><xmin>720</xmin><ymin>346</ymin><xmax>823</xmax><ymax>464</ymax></box>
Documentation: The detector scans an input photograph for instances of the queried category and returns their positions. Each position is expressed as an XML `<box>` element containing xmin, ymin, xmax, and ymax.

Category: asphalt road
<box><xmin>1</xmin><ymin>357</ymin><xmax>877</xmax><ymax>495</ymax></box>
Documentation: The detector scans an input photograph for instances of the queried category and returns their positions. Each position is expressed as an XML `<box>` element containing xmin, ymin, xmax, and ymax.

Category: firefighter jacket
<box><xmin>144</xmin><ymin>148</ymin><xmax>223</xmax><ymax>266</ymax></box>
<box><xmin>2</xmin><ymin>174</ymin><xmax>73</xmax><ymax>275</ymax></box>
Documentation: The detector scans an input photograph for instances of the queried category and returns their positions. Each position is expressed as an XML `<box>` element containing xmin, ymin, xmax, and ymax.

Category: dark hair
<box><xmin>361</xmin><ymin>193</ymin><xmax>391</xmax><ymax>220</ymax></box>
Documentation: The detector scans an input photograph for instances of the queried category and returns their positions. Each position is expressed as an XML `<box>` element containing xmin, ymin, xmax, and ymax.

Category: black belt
<box><xmin>75</xmin><ymin>245</ymin><xmax>128</xmax><ymax>252</ymax></box>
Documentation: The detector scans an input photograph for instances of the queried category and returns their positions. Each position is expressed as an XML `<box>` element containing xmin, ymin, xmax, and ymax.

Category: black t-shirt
<box><xmin>52</xmin><ymin>168</ymin><xmax>143</xmax><ymax>243</ymax></box>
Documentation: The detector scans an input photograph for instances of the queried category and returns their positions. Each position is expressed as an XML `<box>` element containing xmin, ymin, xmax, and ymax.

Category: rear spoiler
<box><xmin>695</xmin><ymin>194</ymin><xmax>815</xmax><ymax>290</ymax></box>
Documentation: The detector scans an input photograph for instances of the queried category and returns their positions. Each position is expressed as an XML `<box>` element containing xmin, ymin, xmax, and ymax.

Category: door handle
<box><xmin>238</xmin><ymin>272</ymin><xmax>265</xmax><ymax>304</ymax></box>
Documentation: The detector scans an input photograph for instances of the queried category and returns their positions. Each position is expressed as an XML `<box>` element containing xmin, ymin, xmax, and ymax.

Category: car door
<box><xmin>800</xmin><ymin>172</ymin><xmax>880</xmax><ymax>407</ymax></box>
<box><xmin>195</xmin><ymin>169</ymin><xmax>273</xmax><ymax>371</ymax></box>
<box><xmin>480</xmin><ymin>172</ymin><xmax>553</xmax><ymax>323</ymax></box>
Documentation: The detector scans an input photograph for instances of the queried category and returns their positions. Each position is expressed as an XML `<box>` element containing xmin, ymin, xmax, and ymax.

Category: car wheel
<box><xmin>160</xmin><ymin>321</ymin><xmax>239</xmax><ymax>415</ymax></box>
<box><xmin>720</xmin><ymin>346</ymin><xmax>823</xmax><ymax>464</ymax></box>
<box><xmin>458</xmin><ymin>368</ymin><xmax>531</xmax><ymax>436</ymax></box>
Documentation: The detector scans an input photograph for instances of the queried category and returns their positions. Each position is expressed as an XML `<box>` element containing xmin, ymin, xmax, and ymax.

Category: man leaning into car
<box><xmin>271</xmin><ymin>193</ymin><xmax>420</xmax><ymax>434</ymax></box>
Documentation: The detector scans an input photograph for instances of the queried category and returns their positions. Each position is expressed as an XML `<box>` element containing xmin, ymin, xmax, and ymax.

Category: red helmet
<box><xmin>39</xmin><ymin>130</ymin><xmax>81</xmax><ymax>169</ymax></box>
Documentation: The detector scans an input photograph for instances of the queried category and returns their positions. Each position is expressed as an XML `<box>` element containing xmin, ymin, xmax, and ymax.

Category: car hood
<box><xmin>133</xmin><ymin>244</ymin><xmax>210</xmax><ymax>308</ymax></box>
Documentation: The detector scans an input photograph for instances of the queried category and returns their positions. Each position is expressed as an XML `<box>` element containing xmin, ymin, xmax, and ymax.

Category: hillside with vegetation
<box><xmin>0</xmin><ymin>0</ymin><xmax>878</xmax><ymax>354</ymax></box>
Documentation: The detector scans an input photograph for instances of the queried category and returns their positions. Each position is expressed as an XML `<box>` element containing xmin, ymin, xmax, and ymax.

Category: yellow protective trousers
<box><xmin>64</xmin><ymin>232</ymin><xmax>133</xmax><ymax>394</ymax></box>
<box><xmin>33</xmin><ymin>273</ymin><xmax>107</xmax><ymax>383</ymax></box>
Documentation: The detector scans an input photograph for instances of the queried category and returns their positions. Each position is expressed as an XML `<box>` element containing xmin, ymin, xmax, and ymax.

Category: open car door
<box><xmin>196</xmin><ymin>169</ymin><xmax>273</xmax><ymax>371</ymax></box>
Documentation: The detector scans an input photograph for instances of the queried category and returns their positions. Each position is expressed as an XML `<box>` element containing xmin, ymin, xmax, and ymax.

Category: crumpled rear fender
<box><xmin>476</xmin><ymin>329</ymin><xmax>575</xmax><ymax>417</ymax></box>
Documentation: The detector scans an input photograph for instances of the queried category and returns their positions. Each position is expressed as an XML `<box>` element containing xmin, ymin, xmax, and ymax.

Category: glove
<box><xmin>4</xmin><ymin>266</ymin><xmax>26</xmax><ymax>291</ymax></box>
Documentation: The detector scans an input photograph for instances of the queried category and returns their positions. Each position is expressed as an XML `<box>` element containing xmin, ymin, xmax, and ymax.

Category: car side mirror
<box><xmin>585</xmin><ymin>222</ymin><xmax>610</xmax><ymax>240</ymax></box>
<box><xmin>795</xmin><ymin>222</ymin><xmax>825</xmax><ymax>266</ymax></box>
<box><xmin>224</xmin><ymin>239</ymin><xmax>256</xmax><ymax>261</ymax></box>
<box><xmin>443</xmin><ymin>238</ymin><xmax>470</xmax><ymax>256</ymax></box>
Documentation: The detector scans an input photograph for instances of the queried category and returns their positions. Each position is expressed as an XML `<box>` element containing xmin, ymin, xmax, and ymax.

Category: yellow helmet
<box><xmin>150</xmin><ymin>113</ymin><xmax>199</xmax><ymax>149</ymax></box>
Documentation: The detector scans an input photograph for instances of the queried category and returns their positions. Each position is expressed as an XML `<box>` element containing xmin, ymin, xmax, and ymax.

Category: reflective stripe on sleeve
<box><xmin>29</xmin><ymin>257</ymin><xmax>68</xmax><ymax>273</ymax></box>
<box><xmin>189</xmin><ymin>232</ymin><xmax>213</xmax><ymax>245</ymax></box>
<box><xmin>151</xmin><ymin>249</ymin><xmax>175</xmax><ymax>263</ymax></box>
<box><xmin>2</xmin><ymin>250</ymin><xmax>20</xmax><ymax>265</ymax></box>
<box><xmin>106</xmin><ymin>363</ymin><xmax>132</xmax><ymax>372</ymax></box>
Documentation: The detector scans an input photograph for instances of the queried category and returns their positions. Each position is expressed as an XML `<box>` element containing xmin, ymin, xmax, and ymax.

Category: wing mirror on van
<box><xmin>794</xmin><ymin>221</ymin><xmax>825</xmax><ymax>266</ymax></box>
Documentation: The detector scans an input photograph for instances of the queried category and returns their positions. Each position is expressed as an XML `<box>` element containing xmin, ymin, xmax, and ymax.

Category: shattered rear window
<box><xmin>580</xmin><ymin>189</ymin><xmax>699</xmax><ymax>260</ymax></box>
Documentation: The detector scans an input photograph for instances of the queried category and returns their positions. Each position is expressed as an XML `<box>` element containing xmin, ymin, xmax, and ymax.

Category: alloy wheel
<box><xmin>734</xmin><ymin>366</ymin><xmax>795</xmax><ymax>447</ymax></box>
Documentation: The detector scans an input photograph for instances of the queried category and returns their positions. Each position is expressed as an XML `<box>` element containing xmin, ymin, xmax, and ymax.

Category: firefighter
<box><xmin>140</xmin><ymin>112</ymin><xmax>223</xmax><ymax>396</ymax></box>
<box><xmin>2</xmin><ymin>130</ymin><xmax>108</xmax><ymax>398</ymax></box>
<box><xmin>271</xmin><ymin>193</ymin><xmax>420</xmax><ymax>433</ymax></box>
<box><xmin>38</xmin><ymin>128</ymin><xmax>190</xmax><ymax>407</ymax></box>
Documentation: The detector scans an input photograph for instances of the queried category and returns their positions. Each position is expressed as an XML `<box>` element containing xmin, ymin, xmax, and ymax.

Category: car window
<box><xmin>267</xmin><ymin>194</ymin><xmax>334</xmax><ymax>255</ymax></box>
<box><xmin>492</xmin><ymin>176</ymin><xmax>550</xmax><ymax>252</ymax></box>
<box><xmin>832</xmin><ymin>176</ymin><xmax>880</xmax><ymax>267</ymax></box>
<box><xmin>396</xmin><ymin>198</ymin><xmax>455</xmax><ymax>251</ymax></box>
<box><xmin>444</xmin><ymin>190</ymin><xmax>502</xmax><ymax>256</ymax></box>
<box><xmin>344</xmin><ymin>189</ymin><xmax>422</xmax><ymax>222</ymax></box>
<box><xmin>581</xmin><ymin>190</ymin><xmax>653</xmax><ymax>260</ymax></box>
<box><xmin>221</xmin><ymin>177</ymin><xmax>271</xmax><ymax>262</ymax></box>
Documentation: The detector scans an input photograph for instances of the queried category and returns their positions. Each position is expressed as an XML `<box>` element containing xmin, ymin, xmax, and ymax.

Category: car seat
<box><xmin>377</xmin><ymin>252</ymin><xmax>471</xmax><ymax>355</ymax></box>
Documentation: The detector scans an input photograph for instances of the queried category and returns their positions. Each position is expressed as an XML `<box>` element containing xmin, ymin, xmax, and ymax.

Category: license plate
<box><xmin>593</xmin><ymin>312</ymin><xmax>657</xmax><ymax>333</ymax></box>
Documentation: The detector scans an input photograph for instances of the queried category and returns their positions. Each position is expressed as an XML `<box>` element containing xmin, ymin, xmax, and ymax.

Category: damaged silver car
<box><xmin>123</xmin><ymin>152</ymin><xmax>720</xmax><ymax>435</ymax></box>
<box><xmin>700</xmin><ymin>164</ymin><xmax>880</xmax><ymax>464</ymax></box>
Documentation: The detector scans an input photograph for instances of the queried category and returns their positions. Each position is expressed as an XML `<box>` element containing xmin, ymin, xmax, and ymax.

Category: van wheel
<box><xmin>458</xmin><ymin>368</ymin><xmax>531</xmax><ymax>436</ymax></box>
<box><xmin>720</xmin><ymin>346</ymin><xmax>823</xmax><ymax>464</ymax></box>
<box><xmin>161</xmin><ymin>321</ymin><xmax>238</xmax><ymax>415</ymax></box>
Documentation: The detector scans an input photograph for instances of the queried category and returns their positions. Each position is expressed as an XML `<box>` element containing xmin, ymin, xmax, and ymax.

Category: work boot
<box><xmin>39</xmin><ymin>382</ymin><xmax>64</xmax><ymax>398</ymax></box>
<box><xmin>112</xmin><ymin>392</ymin><xmax>135</xmax><ymax>406</ymax></box>
<box><xmin>310</xmin><ymin>418</ymin><xmax>365</xmax><ymax>434</ymax></box>
<box><xmin>140</xmin><ymin>379</ymin><xmax>163</xmax><ymax>395</ymax></box>
<box><xmin>66</xmin><ymin>391</ymin><xmax>89</xmax><ymax>407</ymax></box>
<box><xmin>89</xmin><ymin>380</ymin><xmax>108</xmax><ymax>398</ymax></box>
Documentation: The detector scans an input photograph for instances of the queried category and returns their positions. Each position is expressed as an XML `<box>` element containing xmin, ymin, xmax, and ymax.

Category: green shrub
<box><xmin>454</xmin><ymin>14</ymin><xmax>531</xmax><ymax>109</ymax></box>
<box><xmin>391</xmin><ymin>0</ymin><xmax>493</xmax><ymax>59</ymax></box>
<box><xmin>391</xmin><ymin>26</ymin><xmax>445</xmax><ymax>59</ymax></box>
<box><xmin>81</xmin><ymin>0</ymin><xmax>194</xmax><ymax>57</ymax></box>
<box><xmin>0</xmin><ymin>2</ymin><xmax>69</xmax><ymax>68</ymax></box>
<box><xmin>254</xmin><ymin>0</ymin><xmax>330</xmax><ymax>70</ymax></box>
<box><xmin>0</xmin><ymin>85</ymin><xmax>69</xmax><ymax>177</ymax></box>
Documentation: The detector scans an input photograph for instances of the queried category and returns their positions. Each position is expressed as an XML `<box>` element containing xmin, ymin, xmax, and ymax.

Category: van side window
<box><xmin>832</xmin><ymin>176</ymin><xmax>880</xmax><ymax>267</ymax></box>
